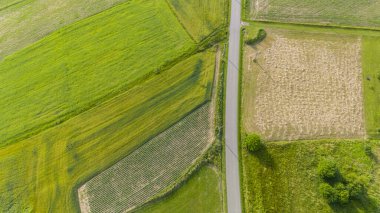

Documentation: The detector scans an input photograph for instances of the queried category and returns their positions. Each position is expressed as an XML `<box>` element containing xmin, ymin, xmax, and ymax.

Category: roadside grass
<box><xmin>242</xmin><ymin>140</ymin><xmax>380</xmax><ymax>212</ymax></box>
<box><xmin>0</xmin><ymin>51</ymin><xmax>215</xmax><ymax>212</ymax></box>
<box><xmin>79</xmin><ymin>103</ymin><xmax>214</xmax><ymax>212</ymax></box>
<box><xmin>135</xmin><ymin>166</ymin><xmax>223</xmax><ymax>213</ymax></box>
<box><xmin>245</xmin><ymin>0</ymin><xmax>380</xmax><ymax>29</ymax></box>
<box><xmin>0</xmin><ymin>0</ymin><xmax>128</xmax><ymax>58</ymax></box>
<box><xmin>362</xmin><ymin>36</ymin><xmax>380</xmax><ymax>139</ymax></box>
<box><xmin>167</xmin><ymin>0</ymin><xmax>228</xmax><ymax>42</ymax></box>
<box><xmin>0</xmin><ymin>0</ymin><xmax>194</xmax><ymax>147</ymax></box>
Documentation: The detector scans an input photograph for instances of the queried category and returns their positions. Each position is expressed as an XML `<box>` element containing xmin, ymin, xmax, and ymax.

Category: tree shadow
<box><xmin>253</xmin><ymin>145</ymin><xmax>276</xmax><ymax>169</ymax></box>
<box><xmin>330</xmin><ymin>193</ymin><xmax>379</xmax><ymax>213</ymax></box>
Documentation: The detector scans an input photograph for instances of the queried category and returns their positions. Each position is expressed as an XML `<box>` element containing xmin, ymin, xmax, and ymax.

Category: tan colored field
<box><xmin>242</xmin><ymin>29</ymin><xmax>366</xmax><ymax>141</ymax></box>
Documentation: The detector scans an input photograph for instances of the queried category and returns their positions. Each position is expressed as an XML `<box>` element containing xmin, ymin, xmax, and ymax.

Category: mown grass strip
<box><xmin>362</xmin><ymin>36</ymin><xmax>380</xmax><ymax>139</ymax></box>
<box><xmin>0</xmin><ymin>0</ymin><xmax>194</xmax><ymax>147</ymax></box>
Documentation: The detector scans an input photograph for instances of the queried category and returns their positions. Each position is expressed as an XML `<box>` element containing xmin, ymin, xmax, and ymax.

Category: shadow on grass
<box><xmin>330</xmin><ymin>193</ymin><xmax>379</xmax><ymax>213</ymax></box>
<box><xmin>253</xmin><ymin>145</ymin><xmax>276</xmax><ymax>169</ymax></box>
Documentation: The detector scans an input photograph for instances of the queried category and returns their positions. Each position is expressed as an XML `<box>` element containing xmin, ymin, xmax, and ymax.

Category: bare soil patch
<box><xmin>242</xmin><ymin>29</ymin><xmax>366</xmax><ymax>141</ymax></box>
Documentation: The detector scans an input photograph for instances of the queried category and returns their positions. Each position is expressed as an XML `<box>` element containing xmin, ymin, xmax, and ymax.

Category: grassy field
<box><xmin>242</xmin><ymin>140</ymin><xmax>380</xmax><ymax>212</ymax></box>
<box><xmin>0</xmin><ymin>0</ymin><xmax>195</xmax><ymax>147</ymax></box>
<box><xmin>0</xmin><ymin>50</ymin><xmax>215</xmax><ymax>212</ymax></box>
<box><xmin>245</xmin><ymin>0</ymin><xmax>380</xmax><ymax>29</ymax></box>
<box><xmin>79</xmin><ymin>103</ymin><xmax>214</xmax><ymax>212</ymax></box>
<box><xmin>0</xmin><ymin>0</ymin><xmax>128</xmax><ymax>58</ymax></box>
<box><xmin>167</xmin><ymin>0</ymin><xmax>228</xmax><ymax>41</ymax></box>
<box><xmin>135</xmin><ymin>166</ymin><xmax>223</xmax><ymax>213</ymax></box>
<box><xmin>362</xmin><ymin>36</ymin><xmax>380</xmax><ymax>139</ymax></box>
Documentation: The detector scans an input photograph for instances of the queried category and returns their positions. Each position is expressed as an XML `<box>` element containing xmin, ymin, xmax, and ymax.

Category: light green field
<box><xmin>0</xmin><ymin>0</ymin><xmax>195</xmax><ymax>147</ymax></box>
<box><xmin>0</xmin><ymin>0</ymin><xmax>129</xmax><ymax>58</ymax></box>
<box><xmin>136</xmin><ymin>166</ymin><xmax>223</xmax><ymax>213</ymax></box>
<box><xmin>362</xmin><ymin>36</ymin><xmax>380</xmax><ymax>139</ymax></box>
<box><xmin>167</xmin><ymin>0</ymin><xmax>228</xmax><ymax>41</ymax></box>
<box><xmin>0</xmin><ymin>50</ymin><xmax>215</xmax><ymax>212</ymax></box>
<box><xmin>245</xmin><ymin>0</ymin><xmax>380</xmax><ymax>29</ymax></box>
<box><xmin>79</xmin><ymin>92</ymin><xmax>213</xmax><ymax>212</ymax></box>
<box><xmin>242</xmin><ymin>140</ymin><xmax>380</xmax><ymax>212</ymax></box>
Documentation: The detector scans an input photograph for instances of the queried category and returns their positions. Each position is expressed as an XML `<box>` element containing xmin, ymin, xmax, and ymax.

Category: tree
<box><xmin>244</xmin><ymin>134</ymin><xmax>263</xmax><ymax>152</ymax></box>
<box><xmin>318</xmin><ymin>158</ymin><xmax>338</xmax><ymax>179</ymax></box>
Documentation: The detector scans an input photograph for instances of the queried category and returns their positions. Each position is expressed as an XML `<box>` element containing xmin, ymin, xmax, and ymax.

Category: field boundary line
<box><xmin>163</xmin><ymin>0</ymin><xmax>196</xmax><ymax>42</ymax></box>
<box><xmin>244</xmin><ymin>19</ymin><xmax>380</xmax><ymax>33</ymax></box>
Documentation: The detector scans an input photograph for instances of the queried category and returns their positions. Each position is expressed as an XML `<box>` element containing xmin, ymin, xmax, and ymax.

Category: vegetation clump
<box><xmin>318</xmin><ymin>158</ymin><xmax>338</xmax><ymax>179</ymax></box>
<box><xmin>244</xmin><ymin>134</ymin><xmax>263</xmax><ymax>152</ymax></box>
<box><xmin>317</xmin><ymin>158</ymin><xmax>367</xmax><ymax>205</ymax></box>
<box><xmin>245</xmin><ymin>29</ymin><xmax>267</xmax><ymax>46</ymax></box>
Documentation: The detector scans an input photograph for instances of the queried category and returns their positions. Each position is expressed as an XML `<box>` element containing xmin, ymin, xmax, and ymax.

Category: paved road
<box><xmin>225</xmin><ymin>0</ymin><xmax>242</xmax><ymax>212</ymax></box>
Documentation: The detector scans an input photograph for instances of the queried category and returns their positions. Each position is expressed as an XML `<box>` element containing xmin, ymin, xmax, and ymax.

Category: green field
<box><xmin>167</xmin><ymin>0</ymin><xmax>228</xmax><ymax>41</ymax></box>
<box><xmin>245</xmin><ymin>0</ymin><xmax>380</xmax><ymax>29</ymax></box>
<box><xmin>0</xmin><ymin>50</ymin><xmax>215</xmax><ymax>212</ymax></box>
<box><xmin>79</xmin><ymin>102</ymin><xmax>214</xmax><ymax>212</ymax></box>
<box><xmin>362</xmin><ymin>36</ymin><xmax>380</xmax><ymax>139</ymax></box>
<box><xmin>242</xmin><ymin>140</ymin><xmax>380</xmax><ymax>212</ymax></box>
<box><xmin>0</xmin><ymin>0</ymin><xmax>129</xmax><ymax>58</ymax></box>
<box><xmin>0</xmin><ymin>0</ymin><xmax>195</xmax><ymax>147</ymax></box>
<box><xmin>136</xmin><ymin>166</ymin><xmax>223</xmax><ymax>213</ymax></box>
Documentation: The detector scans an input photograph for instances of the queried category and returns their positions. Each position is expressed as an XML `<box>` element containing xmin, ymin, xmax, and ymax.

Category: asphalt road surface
<box><xmin>225</xmin><ymin>0</ymin><xmax>242</xmax><ymax>212</ymax></box>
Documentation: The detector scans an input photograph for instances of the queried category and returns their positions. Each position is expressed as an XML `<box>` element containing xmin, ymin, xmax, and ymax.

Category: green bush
<box><xmin>345</xmin><ymin>173</ymin><xmax>365</xmax><ymax>198</ymax></box>
<box><xmin>245</xmin><ymin>29</ymin><xmax>267</xmax><ymax>46</ymax></box>
<box><xmin>319</xmin><ymin>183</ymin><xmax>338</xmax><ymax>204</ymax></box>
<box><xmin>318</xmin><ymin>158</ymin><xmax>338</xmax><ymax>179</ymax></box>
<box><xmin>244</xmin><ymin>134</ymin><xmax>263</xmax><ymax>153</ymax></box>
<box><xmin>335</xmin><ymin>183</ymin><xmax>350</xmax><ymax>204</ymax></box>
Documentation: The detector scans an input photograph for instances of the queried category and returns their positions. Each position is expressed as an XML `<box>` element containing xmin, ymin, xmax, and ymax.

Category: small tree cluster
<box><xmin>244</xmin><ymin>134</ymin><xmax>263</xmax><ymax>153</ymax></box>
<box><xmin>318</xmin><ymin>158</ymin><xmax>366</xmax><ymax>205</ymax></box>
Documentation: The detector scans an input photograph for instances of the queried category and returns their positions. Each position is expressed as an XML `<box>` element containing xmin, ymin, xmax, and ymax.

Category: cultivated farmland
<box><xmin>79</xmin><ymin>103</ymin><xmax>214</xmax><ymax>212</ymax></box>
<box><xmin>0</xmin><ymin>50</ymin><xmax>216</xmax><ymax>212</ymax></box>
<box><xmin>167</xmin><ymin>0</ymin><xmax>228</xmax><ymax>41</ymax></box>
<box><xmin>246</xmin><ymin>0</ymin><xmax>380</xmax><ymax>29</ymax></box>
<box><xmin>242</xmin><ymin>27</ymin><xmax>366</xmax><ymax>141</ymax></box>
<box><xmin>242</xmin><ymin>139</ymin><xmax>380</xmax><ymax>212</ymax></box>
<box><xmin>0</xmin><ymin>0</ymin><xmax>129</xmax><ymax>58</ymax></box>
<box><xmin>135</xmin><ymin>166</ymin><xmax>223</xmax><ymax>213</ymax></box>
<box><xmin>0</xmin><ymin>0</ymin><xmax>194</xmax><ymax>147</ymax></box>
